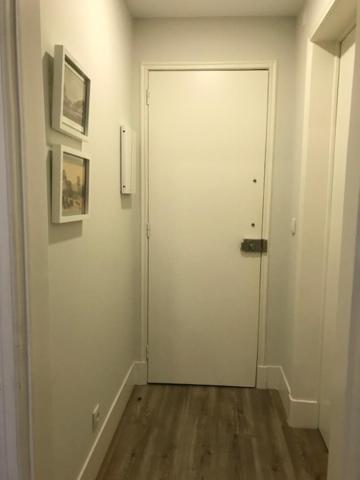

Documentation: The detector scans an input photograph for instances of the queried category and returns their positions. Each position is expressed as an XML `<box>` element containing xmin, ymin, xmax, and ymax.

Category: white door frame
<box><xmin>0</xmin><ymin>90</ymin><xmax>20</xmax><ymax>479</ymax></box>
<box><xmin>0</xmin><ymin>62</ymin><xmax>26</xmax><ymax>480</ymax></box>
<box><xmin>0</xmin><ymin>151</ymin><xmax>23</xmax><ymax>480</ymax></box>
<box><xmin>0</xmin><ymin>1</ymin><xmax>33</xmax><ymax>478</ymax></box>
<box><xmin>140</xmin><ymin>62</ymin><xmax>277</xmax><ymax>384</ymax></box>
<box><xmin>310</xmin><ymin>0</ymin><xmax>360</xmax><ymax>478</ymax></box>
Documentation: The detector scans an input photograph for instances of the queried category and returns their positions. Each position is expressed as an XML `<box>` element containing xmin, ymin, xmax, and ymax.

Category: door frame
<box><xmin>140</xmin><ymin>62</ymin><xmax>277</xmax><ymax>384</ymax></box>
<box><xmin>0</xmin><ymin>95</ymin><xmax>21</xmax><ymax>478</ymax></box>
<box><xmin>310</xmin><ymin>0</ymin><xmax>360</xmax><ymax>478</ymax></box>
<box><xmin>314</xmin><ymin>26</ymin><xmax>355</xmax><ymax>446</ymax></box>
<box><xmin>0</xmin><ymin>1</ymin><xmax>33</xmax><ymax>477</ymax></box>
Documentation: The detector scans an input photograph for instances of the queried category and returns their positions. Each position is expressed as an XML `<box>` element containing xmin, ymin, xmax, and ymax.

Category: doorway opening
<box><xmin>141</xmin><ymin>64</ymin><xmax>276</xmax><ymax>387</ymax></box>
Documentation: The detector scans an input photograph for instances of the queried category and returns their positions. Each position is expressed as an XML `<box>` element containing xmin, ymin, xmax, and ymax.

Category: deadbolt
<box><xmin>241</xmin><ymin>238</ymin><xmax>268</xmax><ymax>253</ymax></box>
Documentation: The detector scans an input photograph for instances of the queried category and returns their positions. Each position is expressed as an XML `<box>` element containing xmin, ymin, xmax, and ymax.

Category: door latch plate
<box><xmin>241</xmin><ymin>238</ymin><xmax>268</xmax><ymax>253</ymax></box>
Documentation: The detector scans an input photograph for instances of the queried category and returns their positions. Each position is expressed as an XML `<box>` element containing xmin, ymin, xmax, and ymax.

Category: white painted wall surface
<box><xmin>127</xmin><ymin>0</ymin><xmax>303</xmax><ymax>17</ymax></box>
<box><xmin>327</xmin><ymin>5</ymin><xmax>360</xmax><ymax>478</ymax></box>
<box><xmin>16</xmin><ymin>0</ymin><xmax>360</xmax><ymax>476</ymax></box>
<box><xmin>39</xmin><ymin>1</ymin><xmax>140</xmax><ymax>478</ymax></box>
<box><xmin>134</xmin><ymin>17</ymin><xmax>297</xmax><ymax>381</ymax></box>
<box><xmin>16</xmin><ymin>0</ymin><xmax>53</xmax><ymax>477</ymax></box>
<box><xmin>300</xmin><ymin>0</ymin><xmax>335</xmax><ymax>32</ymax></box>
<box><xmin>289</xmin><ymin>44</ymin><xmax>340</xmax><ymax>407</ymax></box>
<box><xmin>320</xmin><ymin>28</ymin><xmax>356</xmax><ymax>447</ymax></box>
<box><xmin>285</xmin><ymin>0</ymin><xmax>344</xmax><ymax>405</ymax></box>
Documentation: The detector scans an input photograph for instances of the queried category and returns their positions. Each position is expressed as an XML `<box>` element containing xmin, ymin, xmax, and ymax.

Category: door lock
<box><xmin>241</xmin><ymin>238</ymin><xmax>268</xmax><ymax>253</ymax></box>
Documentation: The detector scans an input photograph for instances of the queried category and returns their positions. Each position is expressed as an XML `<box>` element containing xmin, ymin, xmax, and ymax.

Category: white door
<box><xmin>319</xmin><ymin>29</ymin><xmax>356</xmax><ymax>447</ymax></box>
<box><xmin>147</xmin><ymin>69</ymin><xmax>269</xmax><ymax>386</ymax></box>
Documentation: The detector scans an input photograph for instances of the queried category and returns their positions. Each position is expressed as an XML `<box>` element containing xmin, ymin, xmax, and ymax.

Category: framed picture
<box><xmin>52</xmin><ymin>145</ymin><xmax>91</xmax><ymax>223</ymax></box>
<box><xmin>52</xmin><ymin>45</ymin><xmax>91</xmax><ymax>141</ymax></box>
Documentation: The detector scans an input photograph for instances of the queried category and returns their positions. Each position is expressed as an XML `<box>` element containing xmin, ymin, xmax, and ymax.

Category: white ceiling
<box><xmin>126</xmin><ymin>0</ymin><xmax>305</xmax><ymax>18</ymax></box>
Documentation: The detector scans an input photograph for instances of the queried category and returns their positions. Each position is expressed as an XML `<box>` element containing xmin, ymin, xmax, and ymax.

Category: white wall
<box><xmin>16</xmin><ymin>0</ymin><xmax>53</xmax><ymax>477</ymax></box>
<box><xmin>326</xmin><ymin>3</ymin><xmax>360</xmax><ymax>478</ymax></box>
<box><xmin>300</xmin><ymin>0</ymin><xmax>337</xmax><ymax>32</ymax></box>
<box><xmin>134</xmin><ymin>16</ymin><xmax>297</xmax><ymax>382</ymax></box>
<box><xmin>16</xmin><ymin>0</ymin><xmax>360</xmax><ymax>477</ymax></box>
<box><xmin>283</xmin><ymin>0</ymin><xmax>360</xmax><ymax>434</ymax></box>
<box><xmin>39</xmin><ymin>1</ymin><xmax>140</xmax><ymax>478</ymax></box>
<box><xmin>288</xmin><ymin>0</ymin><xmax>342</xmax><ymax>404</ymax></box>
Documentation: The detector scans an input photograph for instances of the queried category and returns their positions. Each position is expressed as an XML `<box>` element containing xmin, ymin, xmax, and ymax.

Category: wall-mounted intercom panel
<box><xmin>120</xmin><ymin>125</ymin><xmax>136</xmax><ymax>195</ymax></box>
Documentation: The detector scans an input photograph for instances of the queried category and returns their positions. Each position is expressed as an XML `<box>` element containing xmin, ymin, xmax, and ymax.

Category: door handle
<box><xmin>241</xmin><ymin>238</ymin><xmax>268</xmax><ymax>253</ymax></box>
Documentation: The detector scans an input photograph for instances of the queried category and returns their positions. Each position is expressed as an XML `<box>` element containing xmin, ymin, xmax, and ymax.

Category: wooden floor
<box><xmin>97</xmin><ymin>385</ymin><xmax>328</xmax><ymax>480</ymax></box>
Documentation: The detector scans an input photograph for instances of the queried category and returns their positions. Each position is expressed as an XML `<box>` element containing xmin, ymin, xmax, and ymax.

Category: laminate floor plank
<box><xmin>97</xmin><ymin>385</ymin><xmax>328</xmax><ymax>480</ymax></box>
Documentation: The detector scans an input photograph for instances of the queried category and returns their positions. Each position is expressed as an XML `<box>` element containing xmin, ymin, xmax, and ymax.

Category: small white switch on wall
<box><xmin>291</xmin><ymin>217</ymin><xmax>297</xmax><ymax>236</ymax></box>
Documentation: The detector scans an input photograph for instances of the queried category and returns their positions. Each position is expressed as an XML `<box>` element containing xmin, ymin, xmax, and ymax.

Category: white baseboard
<box><xmin>77</xmin><ymin>360</ymin><xmax>147</xmax><ymax>480</ymax></box>
<box><xmin>257</xmin><ymin>365</ymin><xmax>319</xmax><ymax>428</ymax></box>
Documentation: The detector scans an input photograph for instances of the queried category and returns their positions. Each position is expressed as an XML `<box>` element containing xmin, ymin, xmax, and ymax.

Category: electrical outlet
<box><xmin>92</xmin><ymin>404</ymin><xmax>100</xmax><ymax>433</ymax></box>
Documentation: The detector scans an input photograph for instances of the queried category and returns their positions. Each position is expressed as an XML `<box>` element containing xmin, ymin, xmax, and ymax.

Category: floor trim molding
<box><xmin>76</xmin><ymin>361</ymin><xmax>146</xmax><ymax>480</ymax></box>
<box><xmin>257</xmin><ymin>365</ymin><xmax>319</xmax><ymax>428</ymax></box>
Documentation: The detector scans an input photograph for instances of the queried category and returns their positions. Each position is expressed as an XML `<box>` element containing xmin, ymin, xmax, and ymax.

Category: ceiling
<box><xmin>126</xmin><ymin>0</ymin><xmax>305</xmax><ymax>18</ymax></box>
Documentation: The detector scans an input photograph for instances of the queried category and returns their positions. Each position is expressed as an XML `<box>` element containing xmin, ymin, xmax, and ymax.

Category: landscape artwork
<box><xmin>62</xmin><ymin>153</ymin><xmax>87</xmax><ymax>216</ymax></box>
<box><xmin>63</xmin><ymin>61</ymin><xmax>87</xmax><ymax>131</ymax></box>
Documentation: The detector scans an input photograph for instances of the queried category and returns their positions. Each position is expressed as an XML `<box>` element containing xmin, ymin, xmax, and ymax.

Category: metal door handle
<box><xmin>241</xmin><ymin>238</ymin><xmax>268</xmax><ymax>253</ymax></box>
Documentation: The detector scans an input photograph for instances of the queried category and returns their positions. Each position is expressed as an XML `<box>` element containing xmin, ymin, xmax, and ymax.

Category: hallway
<box><xmin>3</xmin><ymin>0</ymin><xmax>360</xmax><ymax>478</ymax></box>
<box><xmin>97</xmin><ymin>385</ymin><xmax>328</xmax><ymax>479</ymax></box>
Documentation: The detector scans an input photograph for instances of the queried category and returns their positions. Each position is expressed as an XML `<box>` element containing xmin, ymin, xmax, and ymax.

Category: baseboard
<box><xmin>287</xmin><ymin>394</ymin><xmax>319</xmax><ymax>428</ymax></box>
<box><xmin>76</xmin><ymin>360</ymin><xmax>147</xmax><ymax>480</ymax></box>
<box><xmin>257</xmin><ymin>365</ymin><xmax>319</xmax><ymax>428</ymax></box>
